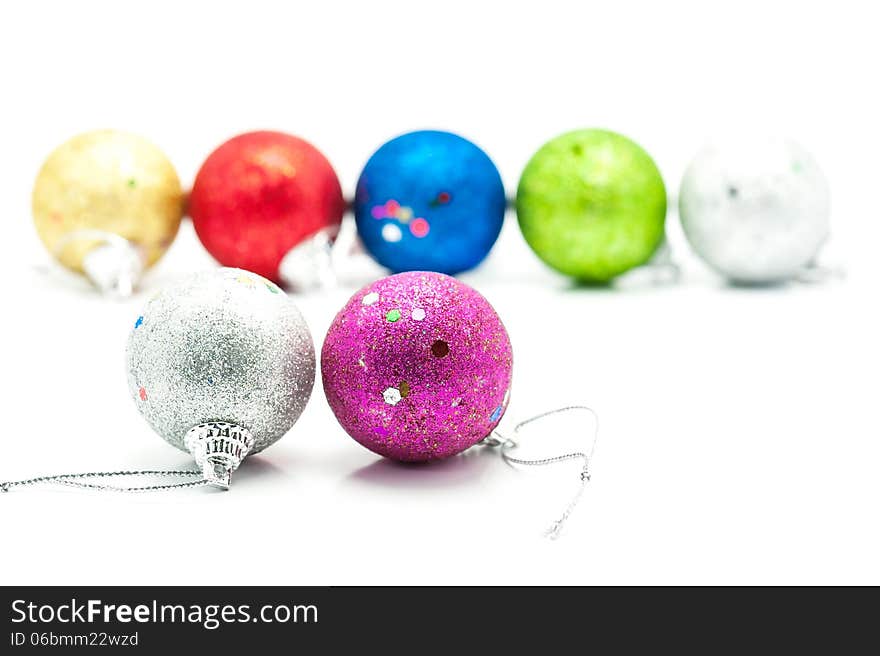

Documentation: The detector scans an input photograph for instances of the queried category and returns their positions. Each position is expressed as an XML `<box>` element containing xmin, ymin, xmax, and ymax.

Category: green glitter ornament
<box><xmin>516</xmin><ymin>129</ymin><xmax>667</xmax><ymax>282</ymax></box>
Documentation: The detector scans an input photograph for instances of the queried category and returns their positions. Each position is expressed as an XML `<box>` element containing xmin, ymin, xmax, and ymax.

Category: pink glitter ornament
<box><xmin>321</xmin><ymin>271</ymin><xmax>513</xmax><ymax>462</ymax></box>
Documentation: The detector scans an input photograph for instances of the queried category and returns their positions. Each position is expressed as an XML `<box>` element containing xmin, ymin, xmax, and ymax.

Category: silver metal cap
<box><xmin>183</xmin><ymin>422</ymin><xmax>255</xmax><ymax>490</ymax></box>
<box><xmin>55</xmin><ymin>230</ymin><xmax>145</xmax><ymax>297</ymax></box>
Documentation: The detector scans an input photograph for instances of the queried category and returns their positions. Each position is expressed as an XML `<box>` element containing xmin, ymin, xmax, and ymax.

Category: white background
<box><xmin>0</xmin><ymin>0</ymin><xmax>877</xmax><ymax>585</ymax></box>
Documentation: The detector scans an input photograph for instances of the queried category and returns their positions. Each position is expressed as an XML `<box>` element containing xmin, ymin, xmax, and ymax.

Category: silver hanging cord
<box><xmin>483</xmin><ymin>405</ymin><xmax>599</xmax><ymax>540</ymax></box>
<box><xmin>0</xmin><ymin>470</ymin><xmax>207</xmax><ymax>493</ymax></box>
<box><xmin>2</xmin><ymin>423</ymin><xmax>255</xmax><ymax>493</ymax></box>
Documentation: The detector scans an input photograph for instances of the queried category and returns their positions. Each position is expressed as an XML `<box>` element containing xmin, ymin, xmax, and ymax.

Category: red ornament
<box><xmin>189</xmin><ymin>131</ymin><xmax>345</xmax><ymax>282</ymax></box>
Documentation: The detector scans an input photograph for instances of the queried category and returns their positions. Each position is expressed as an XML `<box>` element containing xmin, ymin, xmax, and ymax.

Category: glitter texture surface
<box><xmin>32</xmin><ymin>130</ymin><xmax>184</xmax><ymax>272</ymax></box>
<box><xmin>189</xmin><ymin>131</ymin><xmax>345</xmax><ymax>283</ymax></box>
<box><xmin>321</xmin><ymin>272</ymin><xmax>513</xmax><ymax>462</ymax></box>
<box><xmin>679</xmin><ymin>138</ymin><xmax>830</xmax><ymax>283</ymax></box>
<box><xmin>516</xmin><ymin>129</ymin><xmax>667</xmax><ymax>282</ymax></box>
<box><xmin>126</xmin><ymin>268</ymin><xmax>315</xmax><ymax>454</ymax></box>
<box><xmin>354</xmin><ymin>131</ymin><xmax>506</xmax><ymax>275</ymax></box>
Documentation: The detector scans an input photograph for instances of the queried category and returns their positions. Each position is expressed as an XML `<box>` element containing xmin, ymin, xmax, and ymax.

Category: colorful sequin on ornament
<box><xmin>430</xmin><ymin>191</ymin><xmax>452</xmax><ymax>207</ymax></box>
<box><xmin>383</xmin><ymin>387</ymin><xmax>402</xmax><ymax>405</ymax></box>
<box><xmin>134</xmin><ymin>315</ymin><xmax>144</xmax><ymax>329</ymax></box>
<box><xmin>410</xmin><ymin>217</ymin><xmax>430</xmax><ymax>238</ymax></box>
<box><xmin>230</xmin><ymin>270</ymin><xmax>282</xmax><ymax>295</ymax></box>
<box><xmin>491</xmin><ymin>388</ymin><xmax>511</xmax><ymax>422</ymax></box>
<box><xmin>371</xmin><ymin>199</ymin><xmax>431</xmax><ymax>241</ymax></box>
<box><xmin>381</xmin><ymin>224</ymin><xmax>403</xmax><ymax>242</ymax></box>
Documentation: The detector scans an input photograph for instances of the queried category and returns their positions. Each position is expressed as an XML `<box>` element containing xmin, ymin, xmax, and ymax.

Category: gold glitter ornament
<box><xmin>32</xmin><ymin>130</ymin><xmax>184</xmax><ymax>291</ymax></box>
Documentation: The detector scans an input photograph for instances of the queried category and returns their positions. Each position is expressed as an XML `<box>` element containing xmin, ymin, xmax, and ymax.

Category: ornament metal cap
<box><xmin>55</xmin><ymin>229</ymin><xmax>145</xmax><ymax>297</ymax></box>
<box><xmin>183</xmin><ymin>422</ymin><xmax>255</xmax><ymax>490</ymax></box>
<box><xmin>278</xmin><ymin>227</ymin><xmax>338</xmax><ymax>291</ymax></box>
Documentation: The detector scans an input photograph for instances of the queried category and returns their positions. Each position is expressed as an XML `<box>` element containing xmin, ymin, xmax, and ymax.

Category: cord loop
<box><xmin>482</xmin><ymin>405</ymin><xmax>599</xmax><ymax>539</ymax></box>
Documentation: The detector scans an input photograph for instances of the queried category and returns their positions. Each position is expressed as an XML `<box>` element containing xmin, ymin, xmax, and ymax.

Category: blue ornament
<box><xmin>354</xmin><ymin>130</ymin><xmax>506</xmax><ymax>274</ymax></box>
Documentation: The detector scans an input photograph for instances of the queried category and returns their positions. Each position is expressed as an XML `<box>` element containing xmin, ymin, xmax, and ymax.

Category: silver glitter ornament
<box><xmin>126</xmin><ymin>268</ymin><xmax>315</xmax><ymax>487</ymax></box>
<box><xmin>679</xmin><ymin>138</ymin><xmax>830</xmax><ymax>284</ymax></box>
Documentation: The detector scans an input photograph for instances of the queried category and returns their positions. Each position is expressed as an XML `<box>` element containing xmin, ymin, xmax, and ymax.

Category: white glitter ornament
<box><xmin>126</xmin><ymin>268</ymin><xmax>315</xmax><ymax>487</ymax></box>
<box><xmin>678</xmin><ymin>138</ymin><xmax>830</xmax><ymax>284</ymax></box>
